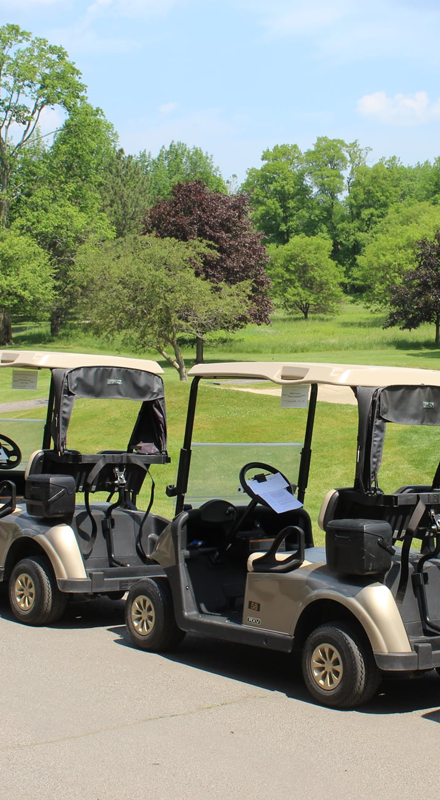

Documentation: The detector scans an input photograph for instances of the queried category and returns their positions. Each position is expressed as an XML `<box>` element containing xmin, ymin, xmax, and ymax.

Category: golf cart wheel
<box><xmin>9</xmin><ymin>556</ymin><xmax>67</xmax><ymax>626</ymax></box>
<box><xmin>125</xmin><ymin>578</ymin><xmax>185</xmax><ymax>652</ymax></box>
<box><xmin>302</xmin><ymin>622</ymin><xmax>380</xmax><ymax>709</ymax></box>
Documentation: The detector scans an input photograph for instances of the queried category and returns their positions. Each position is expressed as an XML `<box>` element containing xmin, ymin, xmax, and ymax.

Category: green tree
<box><xmin>304</xmin><ymin>137</ymin><xmax>369</xmax><ymax>264</ymax></box>
<box><xmin>385</xmin><ymin>230</ymin><xmax>440</xmax><ymax>345</ymax></box>
<box><xmin>13</xmin><ymin>101</ymin><xmax>116</xmax><ymax>335</ymax></box>
<box><xmin>354</xmin><ymin>202</ymin><xmax>440</xmax><ymax>306</ymax></box>
<box><xmin>0</xmin><ymin>23</ymin><xmax>85</xmax><ymax>229</ymax></box>
<box><xmin>0</xmin><ymin>228</ymin><xmax>53</xmax><ymax>342</ymax></box>
<box><xmin>142</xmin><ymin>141</ymin><xmax>226</xmax><ymax>205</ymax></box>
<box><xmin>242</xmin><ymin>144</ymin><xmax>312</xmax><ymax>245</ymax></box>
<box><xmin>100</xmin><ymin>148</ymin><xmax>151</xmax><ymax>238</ymax></box>
<box><xmin>268</xmin><ymin>235</ymin><xmax>343</xmax><ymax>319</ymax></box>
<box><xmin>77</xmin><ymin>235</ymin><xmax>251</xmax><ymax>380</ymax></box>
<box><xmin>347</xmin><ymin>157</ymin><xmax>411</xmax><ymax>234</ymax></box>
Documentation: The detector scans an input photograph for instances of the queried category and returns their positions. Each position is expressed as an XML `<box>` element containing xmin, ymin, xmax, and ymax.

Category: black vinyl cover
<box><xmin>356</xmin><ymin>384</ymin><xmax>440</xmax><ymax>493</ymax></box>
<box><xmin>51</xmin><ymin>366</ymin><xmax>167</xmax><ymax>454</ymax></box>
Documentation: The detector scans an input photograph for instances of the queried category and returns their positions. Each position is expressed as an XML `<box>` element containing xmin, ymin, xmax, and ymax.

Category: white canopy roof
<box><xmin>0</xmin><ymin>350</ymin><xmax>163</xmax><ymax>374</ymax></box>
<box><xmin>188</xmin><ymin>361</ymin><xmax>440</xmax><ymax>388</ymax></box>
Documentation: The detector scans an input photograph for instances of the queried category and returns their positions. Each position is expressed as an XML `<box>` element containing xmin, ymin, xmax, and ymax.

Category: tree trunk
<box><xmin>195</xmin><ymin>336</ymin><xmax>204</xmax><ymax>364</ymax></box>
<box><xmin>50</xmin><ymin>308</ymin><xmax>63</xmax><ymax>337</ymax></box>
<box><xmin>0</xmin><ymin>309</ymin><xmax>12</xmax><ymax>345</ymax></box>
<box><xmin>156</xmin><ymin>343</ymin><xmax>188</xmax><ymax>381</ymax></box>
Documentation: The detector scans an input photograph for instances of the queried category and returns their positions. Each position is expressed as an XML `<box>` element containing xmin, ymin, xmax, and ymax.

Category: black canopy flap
<box><xmin>379</xmin><ymin>385</ymin><xmax>440</xmax><ymax>426</ymax></box>
<box><xmin>355</xmin><ymin>384</ymin><xmax>440</xmax><ymax>493</ymax></box>
<box><xmin>51</xmin><ymin>366</ymin><xmax>166</xmax><ymax>454</ymax></box>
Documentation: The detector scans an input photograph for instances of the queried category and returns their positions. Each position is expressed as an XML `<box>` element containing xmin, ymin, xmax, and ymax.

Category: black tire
<box><xmin>302</xmin><ymin>621</ymin><xmax>380</xmax><ymax>709</ymax></box>
<box><xmin>125</xmin><ymin>578</ymin><xmax>185</xmax><ymax>652</ymax></box>
<box><xmin>9</xmin><ymin>556</ymin><xmax>68</xmax><ymax>626</ymax></box>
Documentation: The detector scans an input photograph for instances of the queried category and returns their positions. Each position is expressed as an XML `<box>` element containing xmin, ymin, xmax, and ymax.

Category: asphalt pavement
<box><xmin>1</xmin><ymin>594</ymin><xmax>440</xmax><ymax>800</ymax></box>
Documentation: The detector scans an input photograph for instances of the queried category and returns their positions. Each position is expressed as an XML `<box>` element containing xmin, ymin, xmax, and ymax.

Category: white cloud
<box><xmin>0</xmin><ymin>0</ymin><xmax>63</xmax><ymax>6</ymax></box>
<box><xmin>357</xmin><ymin>91</ymin><xmax>440</xmax><ymax>126</ymax></box>
<box><xmin>159</xmin><ymin>102</ymin><xmax>179</xmax><ymax>114</ymax></box>
<box><xmin>250</xmin><ymin>0</ymin><xmax>352</xmax><ymax>36</ymax></box>
<box><xmin>84</xmin><ymin>0</ymin><xmax>178</xmax><ymax>23</ymax></box>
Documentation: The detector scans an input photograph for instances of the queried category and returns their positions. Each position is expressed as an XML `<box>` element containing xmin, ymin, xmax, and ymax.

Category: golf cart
<box><xmin>125</xmin><ymin>361</ymin><xmax>440</xmax><ymax>708</ymax></box>
<box><xmin>0</xmin><ymin>350</ymin><xmax>170</xmax><ymax>625</ymax></box>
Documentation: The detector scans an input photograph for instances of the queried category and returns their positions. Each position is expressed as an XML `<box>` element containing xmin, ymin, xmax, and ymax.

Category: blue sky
<box><xmin>2</xmin><ymin>0</ymin><xmax>440</xmax><ymax>183</ymax></box>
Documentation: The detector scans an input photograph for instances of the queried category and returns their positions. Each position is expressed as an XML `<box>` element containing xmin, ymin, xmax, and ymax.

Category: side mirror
<box><xmin>0</xmin><ymin>480</ymin><xmax>16</xmax><ymax>519</ymax></box>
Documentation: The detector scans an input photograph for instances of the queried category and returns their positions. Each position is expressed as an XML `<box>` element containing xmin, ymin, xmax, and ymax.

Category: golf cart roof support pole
<box><xmin>42</xmin><ymin>373</ymin><xmax>56</xmax><ymax>449</ymax></box>
<box><xmin>175</xmin><ymin>376</ymin><xmax>201</xmax><ymax>516</ymax></box>
<box><xmin>297</xmin><ymin>383</ymin><xmax>318</xmax><ymax>505</ymax></box>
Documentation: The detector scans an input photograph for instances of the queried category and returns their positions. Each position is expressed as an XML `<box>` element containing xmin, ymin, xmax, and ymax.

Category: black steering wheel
<box><xmin>239</xmin><ymin>461</ymin><xmax>293</xmax><ymax>505</ymax></box>
<box><xmin>0</xmin><ymin>434</ymin><xmax>22</xmax><ymax>470</ymax></box>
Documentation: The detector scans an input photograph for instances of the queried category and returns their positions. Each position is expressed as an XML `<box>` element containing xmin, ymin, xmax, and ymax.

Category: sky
<box><xmin>2</xmin><ymin>0</ymin><xmax>440</xmax><ymax>184</ymax></box>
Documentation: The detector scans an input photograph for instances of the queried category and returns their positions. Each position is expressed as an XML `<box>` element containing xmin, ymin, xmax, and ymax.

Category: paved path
<box><xmin>229</xmin><ymin>385</ymin><xmax>357</xmax><ymax>404</ymax></box>
<box><xmin>0</xmin><ymin>398</ymin><xmax>48</xmax><ymax>413</ymax></box>
<box><xmin>1</xmin><ymin>595</ymin><xmax>440</xmax><ymax>800</ymax></box>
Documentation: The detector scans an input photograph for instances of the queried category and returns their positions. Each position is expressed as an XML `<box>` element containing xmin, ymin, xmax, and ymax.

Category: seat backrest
<box><xmin>318</xmin><ymin>489</ymin><xmax>340</xmax><ymax>531</ymax></box>
<box><xmin>24</xmin><ymin>450</ymin><xmax>45</xmax><ymax>480</ymax></box>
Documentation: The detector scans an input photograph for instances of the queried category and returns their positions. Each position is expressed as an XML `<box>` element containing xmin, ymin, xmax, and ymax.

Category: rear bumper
<box><xmin>375</xmin><ymin>640</ymin><xmax>440</xmax><ymax>672</ymax></box>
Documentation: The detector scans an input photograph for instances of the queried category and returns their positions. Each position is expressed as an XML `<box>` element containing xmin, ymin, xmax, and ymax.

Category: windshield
<box><xmin>0</xmin><ymin>367</ymin><xmax>48</xmax><ymax>470</ymax></box>
<box><xmin>183</xmin><ymin>378</ymin><xmax>308</xmax><ymax>507</ymax></box>
<box><xmin>186</xmin><ymin>442</ymin><xmax>303</xmax><ymax>506</ymax></box>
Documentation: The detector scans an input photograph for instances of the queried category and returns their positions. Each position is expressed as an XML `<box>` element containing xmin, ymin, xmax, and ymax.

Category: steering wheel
<box><xmin>239</xmin><ymin>461</ymin><xmax>293</xmax><ymax>504</ymax></box>
<box><xmin>0</xmin><ymin>434</ymin><xmax>22</xmax><ymax>470</ymax></box>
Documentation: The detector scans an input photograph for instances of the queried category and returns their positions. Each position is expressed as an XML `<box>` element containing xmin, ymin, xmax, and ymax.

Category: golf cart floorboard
<box><xmin>59</xmin><ymin>564</ymin><xmax>166</xmax><ymax>593</ymax></box>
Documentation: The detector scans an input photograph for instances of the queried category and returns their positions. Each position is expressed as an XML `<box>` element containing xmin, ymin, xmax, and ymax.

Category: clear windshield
<box><xmin>183</xmin><ymin>379</ymin><xmax>308</xmax><ymax>507</ymax></box>
<box><xmin>186</xmin><ymin>442</ymin><xmax>303</xmax><ymax>506</ymax></box>
<box><xmin>0</xmin><ymin>367</ymin><xmax>48</xmax><ymax>470</ymax></box>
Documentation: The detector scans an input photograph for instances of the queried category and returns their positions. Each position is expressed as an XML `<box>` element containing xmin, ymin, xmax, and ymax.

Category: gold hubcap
<box><xmin>14</xmin><ymin>573</ymin><xmax>36</xmax><ymax>612</ymax></box>
<box><xmin>310</xmin><ymin>643</ymin><xmax>343</xmax><ymax>691</ymax></box>
<box><xmin>131</xmin><ymin>594</ymin><xmax>156</xmax><ymax>636</ymax></box>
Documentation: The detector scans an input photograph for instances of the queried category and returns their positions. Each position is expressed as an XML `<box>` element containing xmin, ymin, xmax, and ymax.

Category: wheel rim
<box><xmin>14</xmin><ymin>573</ymin><xmax>36</xmax><ymax>612</ymax></box>
<box><xmin>310</xmin><ymin>642</ymin><xmax>344</xmax><ymax>691</ymax></box>
<box><xmin>131</xmin><ymin>594</ymin><xmax>156</xmax><ymax>636</ymax></box>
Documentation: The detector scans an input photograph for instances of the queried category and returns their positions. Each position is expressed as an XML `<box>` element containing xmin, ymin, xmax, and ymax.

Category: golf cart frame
<box><xmin>0</xmin><ymin>350</ymin><xmax>170</xmax><ymax>625</ymax></box>
<box><xmin>125</xmin><ymin>361</ymin><xmax>440</xmax><ymax>708</ymax></box>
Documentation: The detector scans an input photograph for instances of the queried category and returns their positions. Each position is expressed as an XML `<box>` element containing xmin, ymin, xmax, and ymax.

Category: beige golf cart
<box><xmin>125</xmin><ymin>360</ymin><xmax>440</xmax><ymax>708</ymax></box>
<box><xmin>0</xmin><ymin>350</ymin><xmax>170</xmax><ymax>625</ymax></box>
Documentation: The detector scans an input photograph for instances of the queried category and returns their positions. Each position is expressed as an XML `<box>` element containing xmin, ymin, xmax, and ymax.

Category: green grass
<box><xmin>5</xmin><ymin>301</ymin><xmax>440</xmax><ymax>544</ymax></box>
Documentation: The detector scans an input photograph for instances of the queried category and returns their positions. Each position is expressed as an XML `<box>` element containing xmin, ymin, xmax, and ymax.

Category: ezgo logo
<box><xmin>107</xmin><ymin>379</ymin><xmax>122</xmax><ymax>385</ymax></box>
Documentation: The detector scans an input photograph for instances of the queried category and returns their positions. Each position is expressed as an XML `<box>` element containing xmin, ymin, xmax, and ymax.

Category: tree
<box><xmin>100</xmin><ymin>148</ymin><xmax>151</xmax><ymax>238</ymax></box>
<box><xmin>141</xmin><ymin>141</ymin><xmax>226</xmax><ymax>205</ymax></box>
<box><xmin>354</xmin><ymin>202</ymin><xmax>440</xmax><ymax>306</ymax></box>
<box><xmin>268</xmin><ymin>235</ymin><xmax>344</xmax><ymax>319</ymax></box>
<box><xmin>347</xmin><ymin>157</ymin><xmax>411</xmax><ymax>234</ymax></box>
<box><xmin>385</xmin><ymin>230</ymin><xmax>440</xmax><ymax>345</ymax></box>
<box><xmin>304</xmin><ymin>137</ymin><xmax>370</xmax><ymax>264</ymax></box>
<box><xmin>76</xmin><ymin>235</ymin><xmax>251</xmax><ymax>380</ymax></box>
<box><xmin>12</xmin><ymin>101</ymin><xmax>116</xmax><ymax>335</ymax></box>
<box><xmin>143</xmin><ymin>180</ymin><xmax>271</xmax><ymax>361</ymax></box>
<box><xmin>0</xmin><ymin>24</ymin><xmax>85</xmax><ymax>229</ymax></box>
<box><xmin>0</xmin><ymin>228</ymin><xmax>53</xmax><ymax>343</ymax></box>
<box><xmin>242</xmin><ymin>144</ymin><xmax>313</xmax><ymax>245</ymax></box>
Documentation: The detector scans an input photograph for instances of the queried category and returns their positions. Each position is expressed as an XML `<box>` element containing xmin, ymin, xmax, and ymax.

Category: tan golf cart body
<box><xmin>126</xmin><ymin>360</ymin><xmax>440</xmax><ymax>708</ymax></box>
<box><xmin>0</xmin><ymin>350</ymin><xmax>169</xmax><ymax>625</ymax></box>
